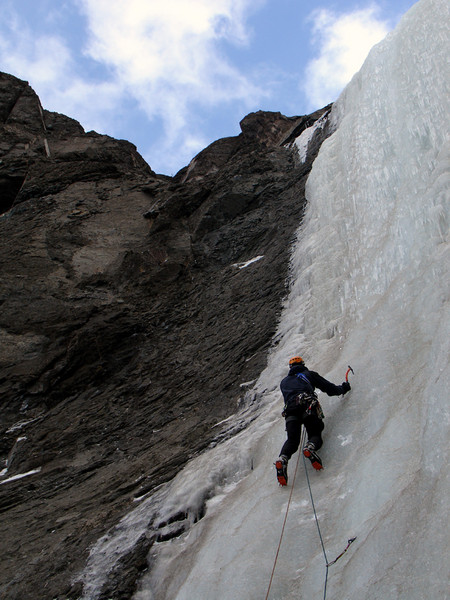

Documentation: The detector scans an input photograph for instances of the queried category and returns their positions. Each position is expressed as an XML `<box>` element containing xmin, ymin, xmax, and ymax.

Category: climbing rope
<box><xmin>302</xmin><ymin>428</ymin><xmax>330</xmax><ymax>600</ymax></box>
<box><xmin>264</xmin><ymin>445</ymin><xmax>302</xmax><ymax>600</ymax></box>
<box><xmin>302</xmin><ymin>362</ymin><xmax>357</xmax><ymax>599</ymax></box>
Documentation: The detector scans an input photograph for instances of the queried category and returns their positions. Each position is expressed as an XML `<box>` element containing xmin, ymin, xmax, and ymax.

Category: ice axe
<box><xmin>345</xmin><ymin>365</ymin><xmax>354</xmax><ymax>382</ymax></box>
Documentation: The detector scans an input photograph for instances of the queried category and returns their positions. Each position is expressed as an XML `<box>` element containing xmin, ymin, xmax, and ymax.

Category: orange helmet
<box><xmin>289</xmin><ymin>356</ymin><xmax>304</xmax><ymax>366</ymax></box>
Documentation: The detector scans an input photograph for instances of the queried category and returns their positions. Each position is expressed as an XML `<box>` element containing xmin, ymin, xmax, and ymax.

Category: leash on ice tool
<box><xmin>326</xmin><ymin>537</ymin><xmax>357</xmax><ymax>566</ymax></box>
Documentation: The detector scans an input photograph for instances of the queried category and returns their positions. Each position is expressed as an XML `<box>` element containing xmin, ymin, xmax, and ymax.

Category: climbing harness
<box><xmin>306</xmin><ymin>394</ymin><xmax>324</xmax><ymax>419</ymax></box>
<box><xmin>282</xmin><ymin>391</ymin><xmax>317</xmax><ymax>417</ymax></box>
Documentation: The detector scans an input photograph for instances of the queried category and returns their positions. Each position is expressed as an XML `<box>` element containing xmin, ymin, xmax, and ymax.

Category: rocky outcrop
<box><xmin>0</xmin><ymin>71</ymin><xmax>332</xmax><ymax>599</ymax></box>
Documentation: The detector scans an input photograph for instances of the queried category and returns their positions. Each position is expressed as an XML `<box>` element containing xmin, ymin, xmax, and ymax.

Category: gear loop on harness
<box><xmin>282</xmin><ymin>391</ymin><xmax>323</xmax><ymax>419</ymax></box>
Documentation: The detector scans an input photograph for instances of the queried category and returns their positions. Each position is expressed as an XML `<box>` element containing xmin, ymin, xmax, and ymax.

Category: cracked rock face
<box><xmin>0</xmin><ymin>71</ymin><xmax>331</xmax><ymax>599</ymax></box>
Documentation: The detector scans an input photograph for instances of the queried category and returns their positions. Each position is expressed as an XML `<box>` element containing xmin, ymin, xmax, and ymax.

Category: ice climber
<box><xmin>275</xmin><ymin>356</ymin><xmax>351</xmax><ymax>485</ymax></box>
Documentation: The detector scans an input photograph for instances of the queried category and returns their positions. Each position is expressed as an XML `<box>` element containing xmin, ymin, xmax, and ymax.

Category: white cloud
<box><xmin>78</xmin><ymin>0</ymin><xmax>266</xmax><ymax>140</ymax></box>
<box><xmin>0</xmin><ymin>11</ymin><xmax>124</xmax><ymax>133</ymax></box>
<box><xmin>0</xmin><ymin>0</ymin><xmax>266</xmax><ymax>172</ymax></box>
<box><xmin>0</xmin><ymin>19</ymin><xmax>71</xmax><ymax>87</ymax></box>
<box><xmin>303</xmin><ymin>5</ymin><xmax>390</xmax><ymax>109</ymax></box>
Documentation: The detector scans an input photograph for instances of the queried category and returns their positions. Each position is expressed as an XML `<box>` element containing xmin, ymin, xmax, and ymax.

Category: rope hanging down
<box><xmin>303</xmin><ymin>451</ymin><xmax>358</xmax><ymax>597</ymax></box>
<box><xmin>302</xmin><ymin>434</ymin><xmax>330</xmax><ymax>600</ymax></box>
<box><xmin>266</xmin><ymin>430</ymin><xmax>357</xmax><ymax>600</ymax></box>
<box><xmin>264</xmin><ymin>446</ymin><xmax>302</xmax><ymax>600</ymax></box>
<box><xmin>303</xmin><ymin>438</ymin><xmax>358</xmax><ymax>598</ymax></box>
<box><xmin>303</xmin><ymin>363</ymin><xmax>356</xmax><ymax>599</ymax></box>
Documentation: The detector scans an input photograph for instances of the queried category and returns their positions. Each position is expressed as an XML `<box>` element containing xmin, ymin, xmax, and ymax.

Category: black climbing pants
<box><xmin>280</xmin><ymin>414</ymin><xmax>324</xmax><ymax>460</ymax></box>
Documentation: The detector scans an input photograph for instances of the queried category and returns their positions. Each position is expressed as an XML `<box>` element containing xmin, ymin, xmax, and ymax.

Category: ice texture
<box><xmin>79</xmin><ymin>0</ymin><xmax>449</xmax><ymax>598</ymax></box>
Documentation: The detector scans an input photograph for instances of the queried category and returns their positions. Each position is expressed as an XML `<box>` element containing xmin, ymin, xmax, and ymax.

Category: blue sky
<box><xmin>0</xmin><ymin>0</ymin><xmax>418</xmax><ymax>174</ymax></box>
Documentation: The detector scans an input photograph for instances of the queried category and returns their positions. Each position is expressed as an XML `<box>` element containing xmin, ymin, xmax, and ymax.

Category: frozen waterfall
<box><xmin>80</xmin><ymin>0</ymin><xmax>449</xmax><ymax>598</ymax></box>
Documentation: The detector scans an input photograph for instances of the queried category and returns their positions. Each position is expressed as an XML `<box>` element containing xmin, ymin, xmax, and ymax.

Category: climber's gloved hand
<box><xmin>341</xmin><ymin>381</ymin><xmax>351</xmax><ymax>394</ymax></box>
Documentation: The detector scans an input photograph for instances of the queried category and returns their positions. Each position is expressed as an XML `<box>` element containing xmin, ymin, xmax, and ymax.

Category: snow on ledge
<box><xmin>0</xmin><ymin>467</ymin><xmax>41</xmax><ymax>485</ymax></box>
<box><xmin>232</xmin><ymin>256</ymin><xmax>264</xmax><ymax>270</ymax></box>
<box><xmin>6</xmin><ymin>418</ymin><xmax>40</xmax><ymax>433</ymax></box>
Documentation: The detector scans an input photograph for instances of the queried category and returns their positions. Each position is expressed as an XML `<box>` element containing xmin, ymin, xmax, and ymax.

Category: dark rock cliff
<box><xmin>0</xmin><ymin>71</ymin><xmax>332</xmax><ymax>599</ymax></box>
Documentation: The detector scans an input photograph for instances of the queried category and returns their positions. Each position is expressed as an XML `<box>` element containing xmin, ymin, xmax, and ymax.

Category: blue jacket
<box><xmin>280</xmin><ymin>364</ymin><xmax>345</xmax><ymax>406</ymax></box>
